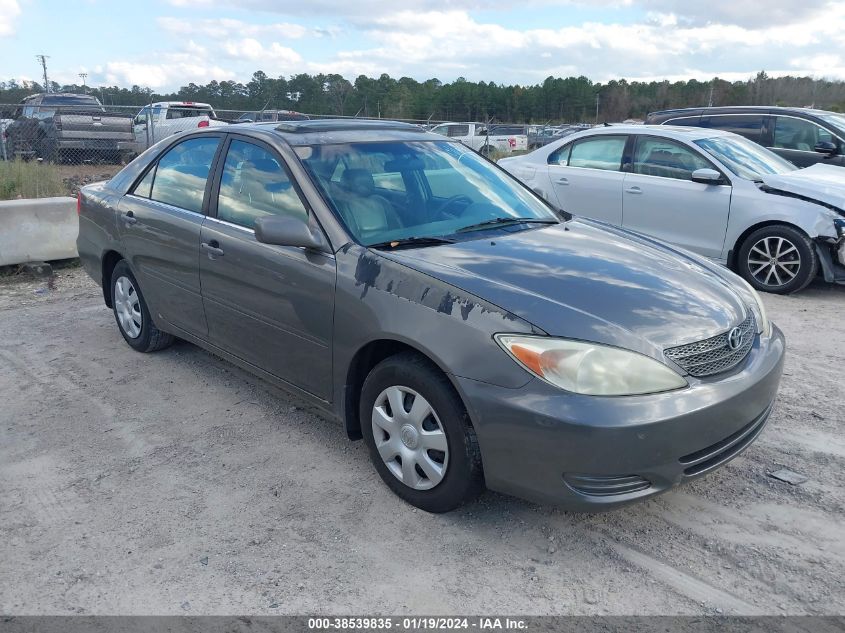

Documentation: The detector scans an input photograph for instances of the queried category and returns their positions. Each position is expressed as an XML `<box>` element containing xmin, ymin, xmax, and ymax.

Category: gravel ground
<box><xmin>0</xmin><ymin>267</ymin><xmax>843</xmax><ymax>616</ymax></box>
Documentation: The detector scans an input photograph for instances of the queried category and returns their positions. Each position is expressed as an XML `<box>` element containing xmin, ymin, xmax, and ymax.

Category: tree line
<box><xmin>2</xmin><ymin>70</ymin><xmax>845</xmax><ymax>123</ymax></box>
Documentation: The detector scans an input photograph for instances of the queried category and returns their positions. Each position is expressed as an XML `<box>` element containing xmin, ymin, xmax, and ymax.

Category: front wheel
<box><xmin>360</xmin><ymin>352</ymin><xmax>484</xmax><ymax>513</ymax></box>
<box><xmin>110</xmin><ymin>260</ymin><xmax>174</xmax><ymax>352</ymax></box>
<box><xmin>736</xmin><ymin>225</ymin><xmax>818</xmax><ymax>294</ymax></box>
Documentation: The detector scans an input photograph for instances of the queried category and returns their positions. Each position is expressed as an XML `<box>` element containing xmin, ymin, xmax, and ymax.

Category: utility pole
<box><xmin>708</xmin><ymin>82</ymin><xmax>714</xmax><ymax>107</ymax></box>
<box><xmin>36</xmin><ymin>54</ymin><xmax>50</xmax><ymax>93</ymax></box>
<box><xmin>78</xmin><ymin>72</ymin><xmax>88</xmax><ymax>88</ymax></box>
<box><xmin>594</xmin><ymin>93</ymin><xmax>599</xmax><ymax>125</ymax></box>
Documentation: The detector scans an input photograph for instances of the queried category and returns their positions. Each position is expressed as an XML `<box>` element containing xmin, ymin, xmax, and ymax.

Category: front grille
<box><xmin>563</xmin><ymin>473</ymin><xmax>651</xmax><ymax>497</ymax></box>
<box><xmin>679</xmin><ymin>403</ymin><xmax>772</xmax><ymax>477</ymax></box>
<box><xmin>664</xmin><ymin>313</ymin><xmax>756</xmax><ymax>377</ymax></box>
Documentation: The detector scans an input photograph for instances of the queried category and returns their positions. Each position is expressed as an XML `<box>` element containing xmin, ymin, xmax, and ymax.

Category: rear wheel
<box><xmin>737</xmin><ymin>225</ymin><xmax>817</xmax><ymax>294</ymax></box>
<box><xmin>360</xmin><ymin>352</ymin><xmax>484</xmax><ymax>513</ymax></box>
<box><xmin>110</xmin><ymin>260</ymin><xmax>174</xmax><ymax>352</ymax></box>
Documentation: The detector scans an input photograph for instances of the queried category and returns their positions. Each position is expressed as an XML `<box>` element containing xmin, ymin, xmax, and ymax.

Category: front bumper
<box><xmin>455</xmin><ymin>325</ymin><xmax>786</xmax><ymax>511</ymax></box>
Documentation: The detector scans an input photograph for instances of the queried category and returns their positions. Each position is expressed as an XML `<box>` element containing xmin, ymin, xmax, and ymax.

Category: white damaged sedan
<box><xmin>498</xmin><ymin>125</ymin><xmax>845</xmax><ymax>293</ymax></box>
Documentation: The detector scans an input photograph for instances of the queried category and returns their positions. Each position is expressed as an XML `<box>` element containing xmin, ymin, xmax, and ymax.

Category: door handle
<box><xmin>201</xmin><ymin>241</ymin><xmax>224</xmax><ymax>258</ymax></box>
<box><xmin>556</xmin><ymin>177</ymin><xmax>569</xmax><ymax>185</ymax></box>
<box><xmin>122</xmin><ymin>211</ymin><xmax>137</xmax><ymax>225</ymax></box>
<box><xmin>625</xmin><ymin>186</ymin><xmax>642</xmax><ymax>194</ymax></box>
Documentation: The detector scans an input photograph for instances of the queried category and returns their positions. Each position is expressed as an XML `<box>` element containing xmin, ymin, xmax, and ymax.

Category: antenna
<box><xmin>36</xmin><ymin>54</ymin><xmax>50</xmax><ymax>93</ymax></box>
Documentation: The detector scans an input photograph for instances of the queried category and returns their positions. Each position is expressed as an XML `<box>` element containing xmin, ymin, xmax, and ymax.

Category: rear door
<box><xmin>199</xmin><ymin>136</ymin><xmax>336</xmax><ymax>400</ymax></box>
<box><xmin>621</xmin><ymin>135</ymin><xmax>732</xmax><ymax>258</ymax></box>
<box><xmin>546</xmin><ymin>134</ymin><xmax>627</xmax><ymax>225</ymax></box>
<box><xmin>117</xmin><ymin>134</ymin><xmax>223</xmax><ymax>337</ymax></box>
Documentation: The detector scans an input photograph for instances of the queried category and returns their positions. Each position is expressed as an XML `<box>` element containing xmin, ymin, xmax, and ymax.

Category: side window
<box><xmin>773</xmin><ymin>117</ymin><xmax>834</xmax><ymax>151</ymax></box>
<box><xmin>547</xmin><ymin>143</ymin><xmax>572</xmax><ymax>166</ymax></box>
<box><xmin>567</xmin><ymin>136</ymin><xmax>626</xmax><ymax>171</ymax></box>
<box><xmin>632</xmin><ymin>137</ymin><xmax>712</xmax><ymax>180</ymax></box>
<box><xmin>448</xmin><ymin>125</ymin><xmax>469</xmax><ymax>137</ymax></box>
<box><xmin>701</xmin><ymin>115</ymin><xmax>764</xmax><ymax>142</ymax></box>
<box><xmin>149</xmin><ymin>136</ymin><xmax>220</xmax><ymax>213</ymax></box>
<box><xmin>217</xmin><ymin>139</ymin><xmax>308</xmax><ymax>229</ymax></box>
<box><xmin>134</xmin><ymin>107</ymin><xmax>150</xmax><ymax>125</ymax></box>
<box><xmin>132</xmin><ymin>166</ymin><xmax>156</xmax><ymax>198</ymax></box>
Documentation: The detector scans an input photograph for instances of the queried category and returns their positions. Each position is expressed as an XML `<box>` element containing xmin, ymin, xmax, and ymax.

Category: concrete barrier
<box><xmin>0</xmin><ymin>196</ymin><xmax>78</xmax><ymax>266</ymax></box>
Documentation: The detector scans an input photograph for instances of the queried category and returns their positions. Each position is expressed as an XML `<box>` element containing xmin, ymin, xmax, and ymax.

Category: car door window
<box><xmin>132</xmin><ymin>166</ymin><xmax>156</xmax><ymax>198</ymax></box>
<box><xmin>701</xmin><ymin>115</ymin><xmax>764</xmax><ymax>142</ymax></box>
<box><xmin>448</xmin><ymin>125</ymin><xmax>469</xmax><ymax>137</ymax></box>
<box><xmin>548</xmin><ymin>143</ymin><xmax>572</xmax><ymax>166</ymax></box>
<box><xmin>149</xmin><ymin>136</ymin><xmax>220</xmax><ymax>213</ymax></box>
<box><xmin>632</xmin><ymin>137</ymin><xmax>712</xmax><ymax>180</ymax></box>
<box><xmin>773</xmin><ymin>117</ymin><xmax>834</xmax><ymax>151</ymax></box>
<box><xmin>567</xmin><ymin>136</ymin><xmax>626</xmax><ymax>171</ymax></box>
<box><xmin>217</xmin><ymin>139</ymin><xmax>308</xmax><ymax>229</ymax></box>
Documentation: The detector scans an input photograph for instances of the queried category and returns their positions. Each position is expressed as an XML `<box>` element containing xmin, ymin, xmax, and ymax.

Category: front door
<box><xmin>622</xmin><ymin>135</ymin><xmax>732</xmax><ymax>259</ymax></box>
<box><xmin>769</xmin><ymin>115</ymin><xmax>845</xmax><ymax>168</ymax></box>
<box><xmin>117</xmin><ymin>134</ymin><xmax>223</xmax><ymax>337</ymax></box>
<box><xmin>199</xmin><ymin>137</ymin><xmax>336</xmax><ymax>400</ymax></box>
<box><xmin>546</xmin><ymin>134</ymin><xmax>627</xmax><ymax>225</ymax></box>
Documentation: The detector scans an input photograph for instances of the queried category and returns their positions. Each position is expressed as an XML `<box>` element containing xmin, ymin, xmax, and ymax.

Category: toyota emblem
<box><xmin>727</xmin><ymin>327</ymin><xmax>744</xmax><ymax>350</ymax></box>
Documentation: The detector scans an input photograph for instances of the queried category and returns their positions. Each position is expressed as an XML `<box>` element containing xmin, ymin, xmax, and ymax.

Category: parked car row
<box><xmin>499</xmin><ymin>121</ymin><xmax>845</xmax><ymax>293</ymax></box>
<box><xmin>1</xmin><ymin>93</ymin><xmax>312</xmax><ymax>163</ymax></box>
<box><xmin>78</xmin><ymin>119</ymin><xmax>785</xmax><ymax>513</ymax></box>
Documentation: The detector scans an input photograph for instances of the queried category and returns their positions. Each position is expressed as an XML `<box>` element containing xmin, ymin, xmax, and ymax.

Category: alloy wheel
<box><xmin>747</xmin><ymin>236</ymin><xmax>801</xmax><ymax>288</ymax></box>
<box><xmin>114</xmin><ymin>276</ymin><xmax>142</xmax><ymax>338</ymax></box>
<box><xmin>371</xmin><ymin>385</ymin><xmax>449</xmax><ymax>491</ymax></box>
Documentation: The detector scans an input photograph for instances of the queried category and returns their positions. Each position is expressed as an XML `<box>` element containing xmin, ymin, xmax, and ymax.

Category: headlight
<box><xmin>735</xmin><ymin>277</ymin><xmax>771</xmax><ymax>338</ymax></box>
<box><xmin>495</xmin><ymin>335</ymin><xmax>688</xmax><ymax>396</ymax></box>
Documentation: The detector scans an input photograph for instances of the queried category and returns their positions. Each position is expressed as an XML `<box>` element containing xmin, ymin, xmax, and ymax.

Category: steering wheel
<box><xmin>434</xmin><ymin>195</ymin><xmax>473</xmax><ymax>217</ymax></box>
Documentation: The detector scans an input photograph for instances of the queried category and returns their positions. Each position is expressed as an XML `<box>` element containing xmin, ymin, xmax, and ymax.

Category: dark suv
<box><xmin>645</xmin><ymin>107</ymin><xmax>845</xmax><ymax>168</ymax></box>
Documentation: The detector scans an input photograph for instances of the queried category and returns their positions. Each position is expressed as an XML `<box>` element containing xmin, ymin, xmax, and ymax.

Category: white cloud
<box><xmin>157</xmin><ymin>16</ymin><xmax>333</xmax><ymax>39</ymax></box>
<box><xmin>0</xmin><ymin>0</ymin><xmax>21</xmax><ymax>37</ymax></box>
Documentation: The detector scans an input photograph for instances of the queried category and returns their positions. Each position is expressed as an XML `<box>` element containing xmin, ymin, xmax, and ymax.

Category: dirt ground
<box><xmin>0</xmin><ymin>267</ymin><xmax>842</xmax><ymax>616</ymax></box>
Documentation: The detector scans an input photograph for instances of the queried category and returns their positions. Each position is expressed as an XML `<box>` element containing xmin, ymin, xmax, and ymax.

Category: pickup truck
<box><xmin>3</xmin><ymin>93</ymin><xmax>135</xmax><ymax>163</ymax></box>
<box><xmin>133</xmin><ymin>102</ymin><xmax>228</xmax><ymax>152</ymax></box>
<box><xmin>429</xmin><ymin>122</ymin><xmax>526</xmax><ymax>157</ymax></box>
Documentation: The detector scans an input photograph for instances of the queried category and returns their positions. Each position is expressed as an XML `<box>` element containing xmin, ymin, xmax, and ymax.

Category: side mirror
<box><xmin>254</xmin><ymin>215</ymin><xmax>328</xmax><ymax>251</ymax></box>
<box><xmin>691</xmin><ymin>168</ymin><xmax>723</xmax><ymax>184</ymax></box>
<box><xmin>814</xmin><ymin>140</ymin><xmax>837</xmax><ymax>155</ymax></box>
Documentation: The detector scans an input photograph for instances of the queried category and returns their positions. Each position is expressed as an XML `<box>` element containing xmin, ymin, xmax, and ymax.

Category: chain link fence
<box><xmin>0</xmin><ymin>97</ymin><xmax>588</xmax><ymax>199</ymax></box>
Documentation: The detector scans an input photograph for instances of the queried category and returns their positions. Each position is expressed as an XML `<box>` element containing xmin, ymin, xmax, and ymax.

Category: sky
<box><xmin>1</xmin><ymin>0</ymin><xmax>845</xmax><ymax>91</ymax></box>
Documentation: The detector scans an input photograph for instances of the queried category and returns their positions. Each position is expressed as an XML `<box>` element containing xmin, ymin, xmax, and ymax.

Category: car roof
<box><xmin>244</xmin><ymin>118</ymin><xmax>438</xmax><ymax>145</ymax></box>
<box><xmin>575</xmin><ymin>124</ymin><xmax>734</xmax><ymax>141</ymax></box>
<box><xmin>649</xmin><ymin>105</ymin><xmax>836</xmax><ymax>116</ymax></box>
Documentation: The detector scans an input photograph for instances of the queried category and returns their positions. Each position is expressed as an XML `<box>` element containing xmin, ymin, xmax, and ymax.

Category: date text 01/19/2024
<box><xmin>307</xmin><ymin>617</ymin><xmax>529</xmax><ymax>630</ymax></box>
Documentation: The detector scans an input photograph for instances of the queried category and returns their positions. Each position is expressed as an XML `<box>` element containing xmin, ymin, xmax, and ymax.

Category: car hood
<box><xmin>759</xmin><ymin>164</ymin><xmax>845</xmax><ymax>214</ymax></box>
<box><xmin>376</xmin><ymin>220</ymin><xmax>749</xmax><ymax>357</ymax></box>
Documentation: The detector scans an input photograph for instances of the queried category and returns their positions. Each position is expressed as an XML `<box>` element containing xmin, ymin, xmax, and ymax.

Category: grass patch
<box><xmin>0</xmin><ymin>160</ymin><xmax>66</xmax><ymax>200</ymax></box>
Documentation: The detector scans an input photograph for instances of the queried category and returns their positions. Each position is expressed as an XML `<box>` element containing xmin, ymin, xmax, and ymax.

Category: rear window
<box><xmin>166</xmin><ymin>106</ymin><xmax>214</xmax><ymax>119</ymax></box>
<box><xmin>41</xmin><ymin>95</ymin><xmax>102</xmax><ymax>107</ymax></box>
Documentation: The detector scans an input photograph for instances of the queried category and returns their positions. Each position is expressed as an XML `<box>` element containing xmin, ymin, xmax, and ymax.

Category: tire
<box><xmin>736</xmin><ymin>225</ymin><xmax>818</xmax><ymax>294</ymax></box>
<box><xmin>110</xmin><ymin>260</ymin><xmax>174</xmax><ymax>352</ymax></box>
<box><xmin>479</xmin><ymin>145</ymin><xmax>494</xmax><ymax>158</ymax></box>
<box><xmin>360</xmin><ymin>352</ymin><xmax>484</xmax><ymax>513</ymax></box>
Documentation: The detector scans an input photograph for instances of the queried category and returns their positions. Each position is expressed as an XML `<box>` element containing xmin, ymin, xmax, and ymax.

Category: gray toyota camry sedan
<box><xmin>77</xmin><ymin>119</ymin><xmax>785</xmax><ymax>513</ymax></box>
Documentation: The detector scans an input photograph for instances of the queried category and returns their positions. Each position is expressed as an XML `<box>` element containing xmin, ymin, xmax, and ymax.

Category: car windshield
<box><xmin>297</xmin><ymin>140</ymin><xmax>558</xmax><ymax>246</ymax></box>
<box><xmin>695</xmin><ymin>135</ymin><xmax>797</xmax><ymax>180</ymax></box>
<box><xmin>815</xmin><ymin>111</ymin><xmax>845</xmax><ymax>133</ymax></box>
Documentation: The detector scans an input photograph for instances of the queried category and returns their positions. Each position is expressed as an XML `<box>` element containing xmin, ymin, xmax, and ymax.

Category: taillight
<box><xmin>77</xmin><ymin>192</ymin><xmax>82</xmax><ymax>215</ymax></box>
<box><xmin>197</xmin><ymin>120</ymin><xmax>209</xmax><ymax>128</ymax></box>
<box><xmin>508</xmin><ymin>137</ymin><xmax>516</xmax><ymax>148</ymax></box>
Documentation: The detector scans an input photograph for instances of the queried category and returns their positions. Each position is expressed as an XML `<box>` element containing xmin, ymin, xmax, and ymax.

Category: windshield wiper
<box><xmin>456</xmin><ymin>217</ymin><xmax>559</xmax><ymax>233</ymax></box>
<box><xmin>368</xmin><ymin>236</ymin><xmax>456</xmax><ymax>249</ymax></box>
